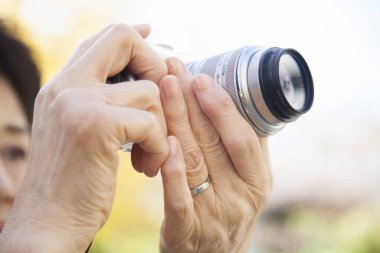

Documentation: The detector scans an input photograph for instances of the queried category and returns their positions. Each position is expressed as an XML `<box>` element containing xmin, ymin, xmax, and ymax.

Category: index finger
<box><xmin>73</xmin><ymin>24</ymin><xmax>167</xmax><ymax>84</ymax></box>
<box><xmin>192</xmin><ymin>74</ymin><xmax>270</xmax><ymax>187</ymax></box>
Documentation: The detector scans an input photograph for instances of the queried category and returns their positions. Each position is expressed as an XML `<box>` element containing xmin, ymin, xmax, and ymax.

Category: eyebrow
<box><xmin>3</xmin><ymin>124</ymin><xmax>29</xmax><ymax>134</ymax></box>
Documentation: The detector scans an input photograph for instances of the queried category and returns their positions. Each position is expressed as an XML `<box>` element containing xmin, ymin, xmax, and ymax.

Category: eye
<box><xmin>2</xmin><ymin>147</ymin><xmax>26</xmax><ymax>161</ymax></box>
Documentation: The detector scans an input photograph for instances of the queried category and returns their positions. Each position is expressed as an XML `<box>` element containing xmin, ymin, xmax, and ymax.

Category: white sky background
<box><xmin>18</xmin><ymin>0</ymin><xmax>380</xmax><ymax>201</ymax></box>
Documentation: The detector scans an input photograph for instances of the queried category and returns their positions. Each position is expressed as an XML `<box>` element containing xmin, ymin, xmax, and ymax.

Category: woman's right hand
<box><xmin>0</xmin><ymin>24</ymin><xmax>168</xmax><ymax>253</ymax></box>
<box><xmin>158</xmin><ymin>59</ymin><xmax>272</xmax><ymax>253</ymax></box>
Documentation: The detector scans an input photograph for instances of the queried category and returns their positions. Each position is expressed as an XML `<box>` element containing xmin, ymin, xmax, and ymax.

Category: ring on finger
<box><xmin>191</xmin><ymin>177</ymin><xmax>210</xmax><ymax>196</ymax></box>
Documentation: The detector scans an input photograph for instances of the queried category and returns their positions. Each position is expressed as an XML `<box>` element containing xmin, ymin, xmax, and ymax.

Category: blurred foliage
<box><xmin>272</xmin><ymin>207</ymin><xmax>380</xmax><ymax>253</ymax></box>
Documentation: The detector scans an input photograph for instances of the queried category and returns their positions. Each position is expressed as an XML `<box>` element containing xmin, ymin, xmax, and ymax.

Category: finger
<box><xmin>160</xmin><ymin>136</ymin><xmax>193</xmax><ymax>245</ymax></box>
<box><xmin>110</xmin><ymin>106</ymin><xmax>169</xmax><ymax>177</ymax></box>
<box><xmin>61</xmin><ymin>25</ymin><xmax>114</xmax><ymax>73</ymax></box>
<box><xmin>98</xmin><ymin>80</ymin><xmax>167</xmax><ymax>133</ymax></box>
<box><xmin>61</xmin><ymin>24</ymin><xmax>151</xmax><ymax>73</ymax></box>
<box><xmin>166</xmin><ymin>58</ymin><xmax>236</xmax><ymax>182</ymax></box>
<box><xmin>99</xmin><ymin>80</ymin><xmax>160</xmax><ymax>108</ymax></box>
<box><xmin>159</xmin><ymin>75</ymin><xmax>208</xmax><ymax>189</ymax></box>
<box><xmin>132</xmin><ymin>24</ymin><xmax>151</xmax><ymax>38</ymax></box>
<box><xmin>75</xmin><ymin>23</ymin><xmax>167</xmax><ymax>84</ymax></box>
<box><xmin>192</xmin><ymin>74</ymin><xmax>269</xmax><ymax>186</ymax></box>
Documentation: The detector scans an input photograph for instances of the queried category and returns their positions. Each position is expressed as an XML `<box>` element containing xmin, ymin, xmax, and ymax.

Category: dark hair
<box><xmin>0</xmin><ymin>21</ymin><xmax>40</xmax><ymax>125</ymax></box>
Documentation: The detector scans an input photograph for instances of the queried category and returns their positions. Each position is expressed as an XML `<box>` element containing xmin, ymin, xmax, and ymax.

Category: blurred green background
<box><xmin>1</xmin><ymin>0</ymin><xmax>379</xmax><ymax>252</ymax></box>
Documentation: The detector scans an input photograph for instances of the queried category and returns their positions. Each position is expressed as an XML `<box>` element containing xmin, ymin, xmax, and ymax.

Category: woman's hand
<box><xmin>0</xmin><ymin>24</ymin><xmax>168</xmax><ymax>253</ymax></box>
<box><xmin>159</xmin><ymin>58</ymin><xmax>272</xmax><ymax>253</ymax></box>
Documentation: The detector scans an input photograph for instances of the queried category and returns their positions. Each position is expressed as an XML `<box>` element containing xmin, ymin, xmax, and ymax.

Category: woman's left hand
<box><xmin>158</xmin><ymin>58</ymin><xmax>272</xmax><ymax>253</ymax></box>
<box><xmin>0</xmin><ymin>24</ymin><xmax>169</xmax><ymax>253</ymax></box>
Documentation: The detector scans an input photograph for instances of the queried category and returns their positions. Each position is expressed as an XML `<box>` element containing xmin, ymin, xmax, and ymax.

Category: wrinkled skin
<box><xmin>0</xmin><ymin>24</ymin><xmax>271</xmax><ymax>253</ymax></box>
<box><xmin>0</xmin><ymin>24</ymin><xmax>169</xmax><ymax>253</ymax></box>
<box><xmin>159</xmin><ymin>59</ymin><xmax>272</xmax><ymax>253</ymax></box>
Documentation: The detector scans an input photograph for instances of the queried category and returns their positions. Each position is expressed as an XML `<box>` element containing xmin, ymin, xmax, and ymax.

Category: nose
<box><xmin>0</xmin><ymin>159</ymin><xmax>16</xmax><ymax>203</ymax></box>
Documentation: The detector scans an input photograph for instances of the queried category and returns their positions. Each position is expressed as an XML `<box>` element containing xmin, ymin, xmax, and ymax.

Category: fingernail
<box><xmin>167</xmin><ymin>136</ymin><xmax>178</xmax><ymax>155</ymax></box>
<box><xmin>162</xmin><ymin>75</ymin><xmax>179</xmax><ymax>98</ymax></box>
<box><xmin>193</xmin><ymin>75</ymin><xmax>214</xmax><ymax>92</ymax></box>
<box><xmin>168</xmin><ymin>57</ymin><xmax>186</xmax><ymax>74</ymax></box>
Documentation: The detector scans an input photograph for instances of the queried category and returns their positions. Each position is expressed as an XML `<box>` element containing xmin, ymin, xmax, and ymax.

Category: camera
<box><xmin>107</xmin><ymin>45</ymin><xmax>314</xmax><ymax>137</ymax></box>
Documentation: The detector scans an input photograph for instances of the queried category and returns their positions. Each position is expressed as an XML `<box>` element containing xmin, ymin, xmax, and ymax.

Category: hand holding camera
<box><xmin>110</xmin><ymin>44</ymin><xmax>314</xmax><ymax>137</ymax></box>
<box><xmin>0</xmin><ymin>24</ymin><xmax>169</xmax><ymax>253</ymax></box>
<box><xmin>0</xmin><ymin>23</ymin><xmax>312</xmax><ymax>253</ymax></box>
<box><xmin>158</xmin><ymin>58</ymin><xmax>272</xmax><ymax>253</ymax></box>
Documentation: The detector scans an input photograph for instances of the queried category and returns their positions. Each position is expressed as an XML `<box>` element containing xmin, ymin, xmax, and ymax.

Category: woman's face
<box><xmin>0</xmin><ymin>76</ymin><xmax>30</xmax><ymax>232</ymax></box>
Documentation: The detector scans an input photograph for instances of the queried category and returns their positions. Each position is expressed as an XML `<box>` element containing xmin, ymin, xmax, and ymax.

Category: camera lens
<box><xmin>107</xmin><ymin>45</ymin><xmax>314</xmax><ymax>137</ymax></box>
<box><xmin>187</xmin><ymin>46</ymin><xmax>314</xmax><ymax>136</ymax></box>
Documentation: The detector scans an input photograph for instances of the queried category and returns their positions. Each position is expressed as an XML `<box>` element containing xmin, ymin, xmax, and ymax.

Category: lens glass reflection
<box><xmin>279</xmin><ymin>54</ymin><xmax>306</xmax><ymax>110</ymax></box>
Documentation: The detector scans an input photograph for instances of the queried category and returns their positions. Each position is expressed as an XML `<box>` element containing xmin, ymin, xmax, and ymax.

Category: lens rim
<box><xmin>259</xmin><ymin>47</ymin><xmax>314</xmax><ymax>122</ymax></box>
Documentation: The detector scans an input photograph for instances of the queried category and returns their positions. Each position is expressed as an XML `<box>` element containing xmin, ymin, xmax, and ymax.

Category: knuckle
<box><xmin>249</xmin><ymin>180</ymin><xmax>271</xmax><ymax>211</ymax></box>
<box><xmin>167</xmin><ymin>198</ymin><xmax>192</xmax><ymax>221</ymax></box>
<box><xmin>233</xmin><ymin>199</ymin><xmax>252</xmax><ymax>222</ymax></box>
<box><xmin>67</xmin><ymin>105</ymin><xmax>105</xmax><ymax>139</ymax></box>
<box><xmin>53</xmin><ymin>88</ymin><xmax>75</xmax><ymax>105</ymax></box>
<box><xmin>146</xmin><ymin>110</ymin><xmax>159</xmax><ymax>126</ymax></box>
<box><xmin>183</xmin><ymin>148</ymin><xmax>203</xmax><ymax>171</ymax></box>
<box><xmin>196</xmin><ymin>121</ymin><xmax>223</xmax><ymax>151</ymax></box>
<box><xmin>36</xmin><ymin>84</ymin><xmax>58</xmax><ymax>103</ymax></box>
<box><xmin>202</xmin><ymin>91</ymin><xmax>233</xmax><ymax>116</ymax></box>
<box><xmin>155</xmin><ymin>65</ymin><xmax>168</xmax><ymax>80</ymax></box>
<box><xmin>143</xmin><ymin>80</ymin><xmax>160</xmax><ymax>97</ymax></box>
<box><xmin>53</xmin><ymin>90</ymin><xmax>107</xmax><ymax>139</ymax></box>
<box><xmin>183</xmin><ymin>151</ymin><xmax>208</xmax><ymax>187</ymax></box>
<box><xmin>35</xmin><ymin>75</ymin><xmax>71</xmax><ymax>105</ymax></box>
<box><xmin>165</xmin><ymin>104</ymin><xmax>188</xmax><ymax>124</ymax></box>
<box><xmin>228</xmin><ymin>131</ymin><xmax>258</xmax><ymax>155</ymax></box>
<box><xmin>58</xmin><ymin>103</ymin><xmax>82</xmax><ymax>128</ymax></box>
<box><xmin>170</xmin><ymin>164</ymin><xmax>186</xmax><ymax>178</ymax></box>
<box><xmin>139</xmin><ymin>81</ymin><xmax>161</xmax><ymax>109</ymax></box>
<box><xmin>142</xmin><ymin>111</ymin><xmax>161</xmax><ymax>132</ymax></box>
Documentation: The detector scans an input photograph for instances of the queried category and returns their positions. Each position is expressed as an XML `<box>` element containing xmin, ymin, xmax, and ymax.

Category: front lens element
<box><xmin>279</xmin><ymin>54</ymin><xmax>306</xmax><ymax>110</ymax></box>
<box><xmin>259</xmin><ymin>47</ymin><xmax>314</xmax><ymax>122</ymax></box>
